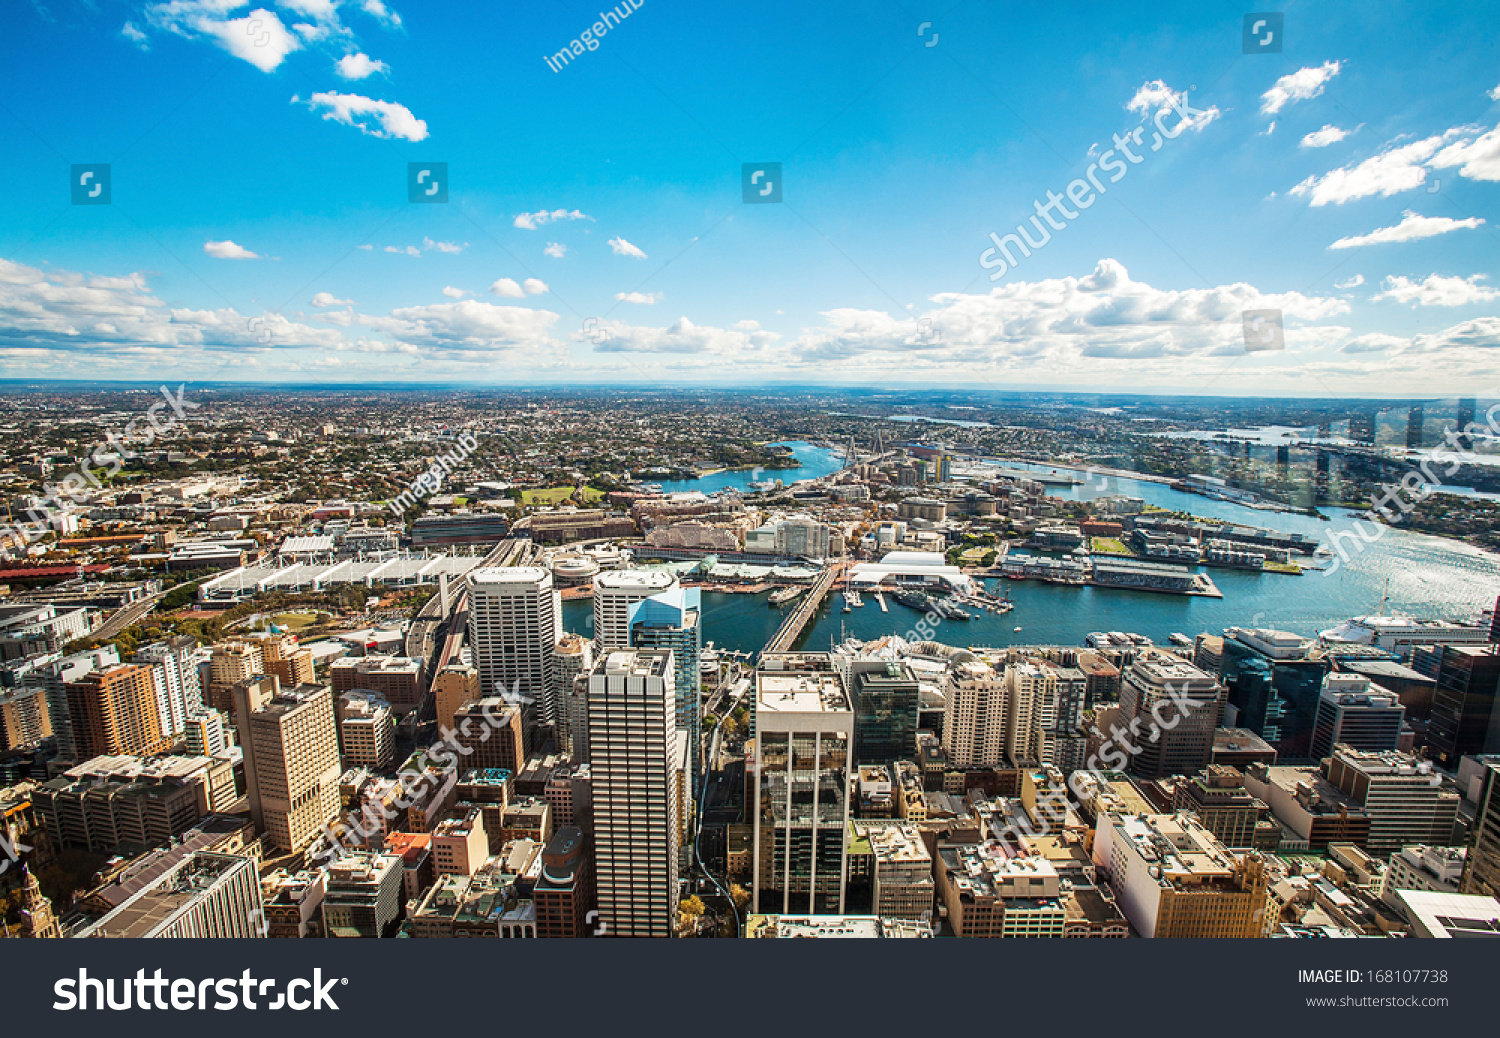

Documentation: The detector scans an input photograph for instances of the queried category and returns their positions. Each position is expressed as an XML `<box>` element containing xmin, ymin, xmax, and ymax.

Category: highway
<box><xmin>92</xmin><ymin>590</ymin><xmax>166</xmax><ymax>640</ymax></box>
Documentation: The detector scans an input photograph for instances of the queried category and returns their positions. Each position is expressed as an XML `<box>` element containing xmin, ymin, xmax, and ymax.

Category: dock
<box><xmin>874</xmin><ymin>591</ymin><xmax>888</xmax><ymax>613</ymax></box>
<box><xmin>764</xmin><ymin>567</ymin><xmax>839</xmax><ymax>654</ymax></box>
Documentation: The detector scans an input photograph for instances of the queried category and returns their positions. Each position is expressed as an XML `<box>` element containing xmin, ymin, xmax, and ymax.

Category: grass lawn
<box><xmin>1263</xmin><ymin>560</ymin><xmax>1303</xmax><ymax>574</ymax></box>
<box><xmin>1090</xmin><ymin>537</ymin><xmax>1135</xmax><ymax>555</ymax></box>
<box><xmin>270</xmin><ymin>612</ymin><xmax>317</xmax><ymax>629</ymax></box>
<box><xmin>521</xmin><ymin>485</ymin><xmax>607</xmax><ymax>506</ymax></box>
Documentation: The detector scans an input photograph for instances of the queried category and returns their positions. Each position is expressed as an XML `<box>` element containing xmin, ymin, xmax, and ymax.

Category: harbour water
<box><xmin>562</xmin><ymin>459</ymin><xmax>1500</xmax><ymax>654</ymax></box>
<box><xmin>647</xmin><ymin>441</ymin><xmax>844</xmax><ymax>495</ymax></box>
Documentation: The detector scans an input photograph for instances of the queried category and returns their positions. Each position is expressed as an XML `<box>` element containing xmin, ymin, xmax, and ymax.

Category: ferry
<box><xmin>1318</xmin><ymin>613</ymin><xmax>1494</xmax><ymax>655</ymax></box>
<box><xmin>768</xmin><ymin>586</ymin><xmax>803</xmax><ymax>606</ymax></box>
<box><xmin>894</xmin><ymin>589</ymin><xmax>932</xmax><ymax>610</ymax></box>
<box><xmin>747</xmin><ymin>480</ymin><xmax>777</xmax><ymax>492</ymax></box>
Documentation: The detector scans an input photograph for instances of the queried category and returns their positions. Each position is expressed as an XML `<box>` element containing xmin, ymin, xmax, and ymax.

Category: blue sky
<box><xmin>1</xmin><ymin>0</ymin><xmax>1499</xmax><ymax>395</ymax></box>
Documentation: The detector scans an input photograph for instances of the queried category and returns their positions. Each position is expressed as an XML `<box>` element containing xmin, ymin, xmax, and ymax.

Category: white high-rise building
<box><xmin>944</xmin><ymin>660</ymin><xmax>1008</xmax><ymax>768</ymax></box>
<box><xmin>752</xmin><ymin>653</ymin><xmax>854</xmax><ymax>916</ymax></box>
<box><xmin>467</xmin><ymin>566</ymin><xmax>562</xmax><ymax>739</ymax></box>
<box><xmin>587</xmin><ymin>649</ymin><xmax>679</xmax><ymax>937</ymax></box>
<box><xmin>592</xmin><ymin>570</ymin><xmax>677</xmax><ymax>651</ymax></box>
<box><xmin>135</xmin><ymin>637</ymin><xmax>202</xmax><ymax>740</ymax></box>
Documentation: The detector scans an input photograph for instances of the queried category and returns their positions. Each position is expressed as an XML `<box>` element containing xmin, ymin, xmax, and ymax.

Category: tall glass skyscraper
<box><xmin>629</xmin><ymin>586</ymin><xmax>702</xmax><ymax>778</ymax></box>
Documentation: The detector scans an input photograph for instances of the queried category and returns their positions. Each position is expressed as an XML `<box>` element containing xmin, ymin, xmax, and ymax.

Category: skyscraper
<box><xmin>943</xmin><ymin>659</ymin><xmax>1008</xmax><ymax>768</ymax></box>
<box><xmin>588</xmin><ymin>649</ymin><xmax>679</xmax><ymax>937</ymax></box>
<box><xmin>552</xmin><ymin>633</ymin><xmax>594</xmax><ymax>758</ymax></box>
<box><xmin>77</xmin><ymin>852</ymin><xmax>264</xmax><ymax>938</ymax></box>
<box><xmin>1220</xmin><ymin>628</ymin><xmax>1329</xmax><ymax>758</ymax></box>
<box><xmin>135</xmin><ymin>635</ymin><xmax>202</xmax><ymax>738</ymax></box>
<box><xmin>1310</xmin><ymin>674</ymin><xmax>1405</xmax><ymax>758</ymax></box>
<box><xmin>629</xmin><ymin>585</ymin><xmax>702</xmax><ymax>777</ymax></box>
<box><xmin>1429</xmin><ymin>645</ymin><xmax>1500</xmax><ymax>766</ymax></box>
<box><xmin>849</xmin><ymin>659</ymin><xmax>920</xmax><ymax>765</ymax></box>
<box><xmin>467</xmin><ymin>566</ymin><xmax>561</xmax><ymax>743</ymax></box>
<box><xmin>1118</xmin><ymin>655</ymin><xmax>1222</xmax><ymax>779</ymax></box>
<box><xmin>753</xmin><ymin>654</ymin><xmax>853</xmax><ymax>916</ymax></box>
<box><xmin>593</xmin><ymin>570</ymin><xmax>677</xmax><ymax>650</ymax></box>
<box><xmin>66</xmin><ymin>663</ymin><xmax>171</xmax><ymax>759</ymax></box>
<box><xmin>234</xmin><ymin>678</ymin><xmax>342</xmax><ymax>854</ymax></box>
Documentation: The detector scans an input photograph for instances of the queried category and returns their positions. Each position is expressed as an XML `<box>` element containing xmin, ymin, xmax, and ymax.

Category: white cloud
<box><xmin>296</xmin><ymin>91</ymin><xmax>428</xmax><ymax>141</ymax></box>
<box><xmin>1373</xmin><ymin>274</ymin><xmax>1498</xmax><ymax>307</ymax></box>
<box><xmin>585</xmin><ymin>316</ymin><xmax>781</xmax><ymax>355</ymax></box>
<box><xmin>543</xmin><ymin>242</ymin><xmax>568</xmax><ymax>259</ymax></box>
<box><xmin>1290</xmin><ymin>134</ymin><xmax>1449</xmax><ymax>205</ymax></box>
<box><xmin>384</xmin><ymin>245</ymin><xmax>420</xmax><ymax>256</ymax></box>
<box><xmin>1124</xmin><ymin>79</ymin><xmax>1220</xmax><ymax>133</ymax></box>
<box><xmin>355</xmin><ymin>300</ymin><xmax>558</xmax><ymax>352</ymax></box>
<box><xmin>422</xmin><ymin>238</ymin><xmax>466</xmax><ymax>254</ymax></box>
<box><xmin>1430</xmin><ymin>124</ymin><xmax>1500</xmax><ymax>182</ymax></box>
<box><xmin>1333</xmin><ymin>274</ymin><xmax>1364</xmax><ymax>289</ymax></box>
<box><xmin>361</xmin><ymin>0</ymin><xmax>402</xmax><ymax>29</ymax></box>
<box><xmin>790</xmin><ymin>258</ymin><xmax>1347</xmax><ymax>364</ymax></box>
<box><xmin>1261</xmin><ymin>60</ymin><xmax>1343</xmax><ymax>115</ymax></box>
<box><xmin>615</xmin><ymin>292</ymin><xmax>660</xmax><ymax>304</ymax></box>
<box><xmin>1339</xmin><ymin>332</ymin><xmax>1406</xmax><ymax>354</ymax></box>
<box><xmin>1300</xmin><ymin>124</ymin><xmax>1354</xmax><ymax>148</ymax></box>
<box><xmin>513</xmin><ymin>209</ymin><xmax>592</xmax><ymax>230</ymax></box>
<box><xmin>142</xmin><ymin>4</ymin><xmax>303</xmax><ymax>72</ymax></box>
<box><xmin>1411</xmin><ymin>317</ymin><xmax>1500</xmax><ymax>350</ymax></box>
<box><xmin>522</xmin><ymin>278</ymin><xmax>549</xmax><ymax>296</ymax></box>
<box><xmin>1329</xmin><ymin>210</ymin><xmax>1485</xmax><ymax>249</ymax></box>
<box><xmin>121</xmin><ymin>21</ymin><xmax>148</xmax><ymax>48</ymax></box>
<box><xmin>489</xmin><ymin>278</ymin><xmax>524</xmax><ymax>298</ymax></box>
<box><xmin>442</xmin><ymin>286</ymin><xmax>468</xmax><ymax>299</ymax></box>
<box><xmin>312</xmin><ymin>291</ymin><xmax>353</xmax><ymax>306</ymax></box>
<box><xmin>608</xmin><ymin>237</ymin><xmax>647</xmax><ymax>259</ymax></box>
<box><xmin>1491</xmin><ymin>82</ymin><xmax>1500</xmax><ymax>102</ymax></box>
<box><xmin>203</xmin><ymin>239</ymin><xmax>260</xmax><ymax>260</ymax></box>
<box><xmin>336</xmin><ymin>52</ymin><xmax>389</xmax><ymax>79</ymax></box>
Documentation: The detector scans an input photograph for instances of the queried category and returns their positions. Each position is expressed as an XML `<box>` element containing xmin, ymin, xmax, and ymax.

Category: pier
<box><xmin>763</xmin><ymin>566</ymin><xmax>840</xmax><ymax>654</ymax></box>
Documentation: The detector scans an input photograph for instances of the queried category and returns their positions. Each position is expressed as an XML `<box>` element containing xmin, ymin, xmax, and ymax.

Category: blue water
<box><xmin>648</xmin><ymin>441</ymin><xmax>845</xmax><ymax>495</ymax></box>
<box><xmin>564</xmin><ymin>463</ymin><xmax>1500</xmax><ymax>654</ymax></box>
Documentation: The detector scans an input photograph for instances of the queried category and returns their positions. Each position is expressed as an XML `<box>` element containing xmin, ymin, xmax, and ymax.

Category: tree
<box><xmin>729</xmin><ymin>884</ymin><xmax>751</xmax><ymax>911</ymax></box>
<box><xmin>680</xmin><ymin>895</ymin><xmax>706</xmax><ymax>920</ymax></box>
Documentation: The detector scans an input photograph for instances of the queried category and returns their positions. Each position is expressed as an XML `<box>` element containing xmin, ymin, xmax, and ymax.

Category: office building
<box><xmin>467</xmin><ymin>567</ymin><xmax>561</xmax><ymax>739</ymax></box>
<box><xmin>321</xmin><ymin>851</ymin><xmax>403</xmax><ymax>938</ymax></box>
<box><xmin>247</xmin><ymin>632</ymin><xmax>316</xmax><ymax>691</ymax></box>
<box><xmin>752</xmin><ymin>654</ymin><xmax>853</xmax><ymax>916</ymax></box>
<box><xmin>33</xmin><ymin>753</ymin><xmax>238</xmax><ymax>852</ymax></box>
<box><xmin>867</xmin><ymin>824</ymin><xmax>934</xmax><ymax>921</ymax></box>
<box><xmin>594</xmin><ymin>570</ymin><xmax>677</xmax><ymax>650</ymax></box>
<box><xmin>1171</xmin><ymin>766</ymin><xmax>1277</xmax><ymax>851</ymax></box>
<box><xmin>935</xmin><ymin>843</ymin><xmax>1067</xmax><ymax>938</ymax></box>
<box><xmin>336</xmin><ymin>691</ymin><xmax>395</xmax><ymax>768</ymax></box>
<box><xmin>35</xmin><ymin>645</ymin><xmax>120</xmax><ymax>762</ymax></box>
<box><xmin>450</xmin><ymin>698</ymin><xmax>526</xmax><ymax>776</ymax></box>
<box><xmin>629</xmin><ymin>585</ymin><xmax>702</xmax><ymax>778</ymax></box>
<box><xmin>1221</xmin><ymin>628</ymin><xmax>1329</xmax><ymax>758</ymax></box>
<box><xmin>207</xmin><ymin>640</ymin><xmax>263</xmax><ymax>716</ymax></box>
<box><xmin>433</xmin><ymin>662</ymin><xmax>481</xmax><ymax>733</ymax></box>
<box><xmin>1091</xmin><ymin>813</ymin><xmax>1269</xmax><ymax>938</ymax></box>
<box><xmin>233</xmin><ymin>679</ymin><xmax>342</xmax><ymax>854</ymax></box>
<box><xmin>1311</xmin><ymin>674</ymin><xmax>1405</xmax><ymax>759</ymax></box>
<box><xmin>1428</xmin><ymin>645</ymin><xmax>1500</xmax><ymax>766</ymax></box>
<box><xmin>1464</xmin><ymin>757</ymin><xmax>1500</xmax><ymax>898</ymax></box>
<box><xmin>1382</xmin><ymin>844</ymin><xmax>1466</xmax><ymax>909</ymax></box>
<box><xmin>588</xmin><ymin>649</ymin><xmax>678</xmax><ymax>937</ymax></box>
<box><xmin>1322</xmin><ymin>747</ymin><xmax>1459</xmax><ymax>857</ymax></box>
<box><xmin>66</xmin><ymin>663</ymin><xmax>171</xmax><ymax>759</ymax></box>
<box><xmin>847</xmin><ymin>661</ymin><xmax>920</xmax><ymax>767</ymax></box>
<box><xmin>553</xmin><ymin>634</ymin><xmax>593</xmax><ymax>757</ymax></box>
<box><xmin>533</xmin><ymin>825</ymin><xmax>596</xmax><ymax>938</ymax></box>
<box><xmin>77</xmin><ymin>852</ymin><xmax>264</xmax><ymax>938</ymax></box>
<box><xmin>943</xmin><ymin>660</ymin><xmax>1008</xmax><ymax>768</ymax></box>
<box><xmin>1118</xmin><ymin>656</ymin><xmax>1222</xmax><ymax>779</ymax></box>
<box><xmin>329</xmin><ymin>655</ymin><xmax>425</xmax><ymax>716</ymax></box>
<box><xmin>431</xmin><ymin>806</ymin><xmax>491</xmax><ymax>877</ymax></box>
<box><xmin>1394</xmin><ymin>889</ymin><xmax>1500</xmax><ymax>938</ymax></box>
<box><xmin>183</xmin><ymin>708</ymin><xmax>228</xmax><ymax>757</ymax></box>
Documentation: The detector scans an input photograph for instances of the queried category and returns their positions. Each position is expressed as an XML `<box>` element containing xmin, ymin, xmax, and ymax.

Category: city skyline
<box><xmin>0</xmin><ymin>1</ymin><xmax>1497</xmax><ymax>394</ymax></box>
